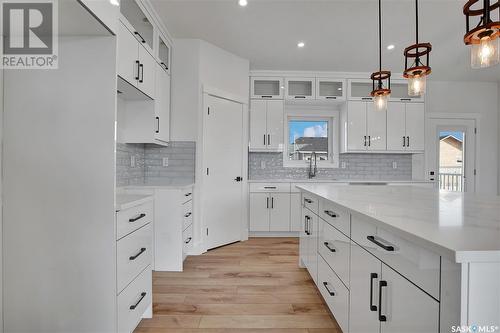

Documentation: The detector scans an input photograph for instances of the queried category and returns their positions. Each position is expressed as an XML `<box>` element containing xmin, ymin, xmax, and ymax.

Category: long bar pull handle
<box><xmin>370</xmin><ymin>273</ymin><xmax>378</xmax><ymax>311</ymax></box>
<box><xmin>364</xmin><ymin>135</ymin><xmax>367</xmax><ymax>146</ymax></box>
<box><xmin>268</xmin><ymin>134</ymin><xmax>271</xmax><ymax>146</ymax></box>
<box><xmin>129</xmin><ymin>213</ymin><xmax>146</xmax><ymax>223</ymax></box>
<box><xmin>130</xmin><ymin>292</ymin><xmax>147</xmax><ymax>310</ymax></box>
<box><xmin>261</xmin><ymin>95</ymin><xmax>272</xmax><ymax>99</ymax></box>
<box><xmin>129</xmin><ymin>248</ymin><xmax>146</xmax><ymax>261</ymax></box>
<box><xmin>135</xmin><ymin>60</ymin><xmax>140</xmax><ymax>80</ymax></box>
<box><xmin>138</xmin><ymin>63</ymin><xmax>144</xmax><ymax>83</ymax></box>
<box><xmin>322</xmin><ymin>282</ymin><xmax>335</xmax><ymax>296</ymax></box>
<box><xmin>407</xmin><ymin>136</ymin><xmax>410</xmax><ymax>147</ymax></box>
<box><xmin>266</xmin><ymin>197</ymin><xmax>269</xmax><ymax>209</ymax></box>
<box><xmin>264</xmin><ymin>134</ymin><xmax>266</xmax><ymax>146</ymax></box>
<box><xmin>368</xmin><ymin>136</ymin><xmax>371</xmax><ymax>146</ymax></box>
<box><xmin>378</xmin><ymin>281</ymin><xmax>388</xmax><ymax>322</ymax></box>
<box><xmin>294</xmin><ymin>96</ymin><xmax>306</xmax><ymax>99</ymax></box>
<box><xmin>271</xmin><ymin>197</ymin><xmax>274</xmax><ymax>209</ymax></box>
<box><xmin>403</xmin><ymin>136</ymin><xmax>406</xmax><ymax>147</ymax></box>
<box><xmin>155</xmin><ymin>116</ymin><xmax>160</xmax><ymax>133</ymax></box>
<box><xmin>367</xmin><ymin>236</ymin><xmax>395</xmax><ymax>251</ymax></box>
<box><xmin>323</xmin><ymin>242</ymin><xmax>336</xmax><ymax>252</ymax></box>
<box><xmin>264</xmin><ymin>186</ymin><xmax>277</xmax><ymax>189</ymax></box>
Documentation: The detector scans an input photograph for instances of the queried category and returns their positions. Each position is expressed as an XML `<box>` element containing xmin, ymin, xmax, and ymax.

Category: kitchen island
<box><xmin>297</xmin><ymin>184</ymin><xmax>500</xmax><ymax>333</ymax></box>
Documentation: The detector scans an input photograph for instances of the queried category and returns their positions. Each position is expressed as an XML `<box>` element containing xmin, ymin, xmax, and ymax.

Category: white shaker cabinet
<box><xmin>366</xmin><ymin>102</ymin><xmax>387</xmax><ymax>150</ymax></box>
<box><xmin>249</xmin><ymin>193</ymin><xmax>270</xmax><ymax>231</ymax></box>
<box><xmin>249</xmin><ymin>187</ymin><xmax>290</xmax><ymax>232</ymax></box>
<box><xmin>251</xmin><ymin>77</ymin><xmax>284</xmax><ymax>99</ymax></box>
<box><xmin>387</xmin><ymin>102</ymin><xmax>425</xmax><ymax>152</ymax></box>
<box><xmin>154</xmin><ymin>64</ymin><xmax>171</xmax><ymax>143</ymax></box>
<box><xmin>249</xmin><ymin>100</ymin><xmax>284</xmax><ymax>152</ymax></box>
<box><xmin>347</xmin><ymin>100</ymin><xmax>368</xmax><ymax>151</ymax></box>
<box><xmin>301</xmin><ymin>207</ymin><xmax>319</xmax><ymax>284</ymax></box>
<box><xmin>290</xmin><ymin>193</ymin><xmax>302</xmax><ymax>232</ymax></box>
<box><xmin>345</xmin><ymin>101</ymin><xmax>386</xmax><ymax>152</ymax></box>
<box><xmin>269</xmin><ymin>193</ymin><xmax>291</xmax><ymax>231</ymax></box>
<box><xmin>285</xmin><ymin>77</ymin><xmax>316</xmax><ymax>100</ymax></box>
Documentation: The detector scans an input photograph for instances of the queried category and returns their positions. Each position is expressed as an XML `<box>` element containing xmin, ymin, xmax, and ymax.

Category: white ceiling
<box><xmin>151</xmin><ymin>0</ymin><xmax>500</xmax><ymax>82</ymax></box>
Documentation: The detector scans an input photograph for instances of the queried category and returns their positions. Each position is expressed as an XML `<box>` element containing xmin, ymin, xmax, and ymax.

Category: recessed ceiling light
<box><xmin>109</xmin><ymin>0</ymin><xmax>119</xmax><ymax>6</ymax></box>
<box><xmin>297</xmin><ymin>42</ymin><xmax>305</xmax><ymax>48</ymax></box>
<box><xmin>238</xmin><ymin>0</ymin><xmax>248</xmax><ymax>6</ymax></box>
<box><xmin>387</xmin><ymin>44</ymin><xmax>395</xmax><ymax>50</ymax></box>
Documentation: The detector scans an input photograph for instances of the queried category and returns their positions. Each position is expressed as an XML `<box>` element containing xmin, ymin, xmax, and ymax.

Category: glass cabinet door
<box><xmin>348</xmin><ymin>80</ymin><xmax>374</xmax><ymax>100</ymax></box>
<box><xmin>285</xmin><ymin>78</ymin><xmax>316</xmax><ymax>100</ymax></box>
<box><xmin>389</xmin><ymin>82</ymin><xmax>425</xmax><ymax>102</ymax></box>
<box><xmin>316</xmin><ymin>78</ymin><xmax>345</xmax><ymax>100</ymax></box>
<box><xmin>120</xmin><ymin>0</ymin><xmax>154</xmax><ymax>51</ymax></box>
<box><xmin>158</xmin><ymin>35</ymin><xmax>170</xmax><ymax>72</ymax></box>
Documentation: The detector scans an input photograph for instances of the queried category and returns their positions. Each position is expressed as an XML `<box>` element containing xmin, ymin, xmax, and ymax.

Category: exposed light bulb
<box><xmin>408</xmin><ymin>74</ymin><xmax>426</xmax><ymax>96</ymax></box>
<box><xmin>374</xmin><ymin>94</ymin><xmax>388</xmax><ymax>111</ymax></box>
<box><xmin>238</xmin><ymin>0</ymin><xmax>248</xmax><ymax>6</ymax></box>
<box><xmin>471</xmin><ymin>35</ymin><xmax>499</xmax><ymax>68</ymax></box>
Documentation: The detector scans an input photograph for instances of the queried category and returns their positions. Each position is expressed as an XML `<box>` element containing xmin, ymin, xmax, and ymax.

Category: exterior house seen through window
<box><xmin>288</xmin><ymin>120</ymin><xmax>330</xmax><ymax>162</ymax></box>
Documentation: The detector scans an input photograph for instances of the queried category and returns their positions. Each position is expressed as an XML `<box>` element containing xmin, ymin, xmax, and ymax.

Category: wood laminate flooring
<box><xmin>135</xmin><ymin>237</ymin><xmax>341</xmax><ymax>333</ymax></box>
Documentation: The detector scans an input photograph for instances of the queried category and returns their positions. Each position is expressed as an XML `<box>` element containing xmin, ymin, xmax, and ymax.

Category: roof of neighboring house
<box><xmin>439</xmin><ymin>134</ymin><xmax>463</xmax><ymax>143</ymax></box>
<box><xmin>293</xmin><ymin>137</ymin><xmax>328</xmax><ymax>153</ymax></box>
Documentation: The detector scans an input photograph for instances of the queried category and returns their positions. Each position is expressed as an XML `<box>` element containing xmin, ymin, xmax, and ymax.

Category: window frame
<box><xmin>283</xmin><ymin>113</ymin><xmax>340</xmax><ymax>168</ymax></box>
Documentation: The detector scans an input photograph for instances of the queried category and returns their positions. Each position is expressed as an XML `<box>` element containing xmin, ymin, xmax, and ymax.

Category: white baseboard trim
<box><xmin>249</xmin><ymin>231</ymin><xmax>300</xmax><ymax>237</ymax></box>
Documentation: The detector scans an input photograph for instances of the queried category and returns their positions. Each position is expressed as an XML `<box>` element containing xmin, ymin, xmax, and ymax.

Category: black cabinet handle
<box><xmin>325</xmin><ymin>96</ymin><xmax>337</xmax><ymax>99</ymax></box>
<box><xmin>155</xmin><ymin>116</ymin><xmax>160</xmax><ymax>133</ymax></box>
<box><xmin>323</xmin><ymin>210</ymin><xmax>337</xmax><ymax>218</ymax></box>
<box><xmin>370</xmin><ymin>273</ymin><xmax>378</xmax><ymax>311</ymax></box>
<box><xmin>185</xmin><ymin>237</ymin><xmax>192</xmax><ymax>244</ymax></box>
<box><xmin>304</xmin><ymin>198</ymin><xmax>313</xmax><ymax>204</ymax></box>
<box><xmin>378</xmin><ymin>280</ymin><xmax>387</xmax><ymax>322</ymax></box>
<box><xmin>234</xmin><ymin>176</ymin><xmax>243</xmax><ymax>182</ymax></box>
<box><xmin>368</xmin><ymin>135</ymin><xmax>371</xmax><ymax>146</ymax></box>
<box><xmin>161</xmin><ymin>62</ymin><xmax>168</xmax><ymax>70</ymax></box>
<box><xmin>364</xmin><ymin>135</ymin><xmax>367</xmax><ymax>146</ymax></box>
<box><xmin>323</xmin><ymin>242</ymin><xmax>336</xmax><ymax>252</ymax></box>
<box><xmin>407</xmin><ymin>136</ymin><xmax>410</xmax><ymax>147</ymax></box>
<box><xmin>129</xmin><ymin>248</ymin><xmax>146</xmax><ymax>261</ymax></box>
<box><xmin>264</xmin><ymin>134</ymin><xmax>266</xmax><ymax>145</ymax></box>
<box><xmin>184</xmin><ymin>212</ymin><xmax>192</xmax><ymax>218</ymax></box>
<box><xmin>185</xmin><ymin>192</ymin><xmax>192</xmax><ymax>197</ymax></box>
<box><xmin>266</xmin><ymin>197</ymin><xmax>269</xmax><ymax>209</ymax></box>
<box><xmin>129</xmin><ymin>213</ymin><xmax>146</xmax><ymax>223</ymax></box>
<box><xmin>135</xmin><ymin>60</ymin><xmax>140</xmax><ymax>80</ymax></box>
<box><xmin>130</xmin><ymin>292</ymin><xmax>147</xmax><ymax>310</ymax></box>
<box><xmin>304</xmin><ymin>216</ymin><xmax>310</xmax><ymax>235</ymax></box>
<box><xmin>322</xmin><ymin>282</ymin><xmax>335</xmax><ymax>296</ymax></box>
<box><xmin>268</xmin><ymin>134</ymin><xmax>271</xmax><ymax>145</ymax></box>
<box><xmin>294</xmin><ymin>96</ymin><xmax>306</xmax><ymax>99</ymax></box>
<box><xmin>361</xmin><ymin>97</ymin><xmax>372</xmax><ymax>101</ymax></box>
<box><xmin>134</xmin><ymin>31</ymin><xmax>146</xmax><ymax>43</ymax></box>
<box><xmin>271</xmin><ymin>197</ymin><xmax>274</xmax><ymax>209</ymax></box>
<box><xmin>400</xmin><ymin>98</ymin><xmax>411</xmax><ymax>101</ymax></box>
<box><xmin>139</xmin><ymin>63</ymin><xmax>144</xmax><ymax>83</ymax></box>
<box><xmin>261</xmin><ymin>95</ymin><xmax>272</xmax><ymax>99</ymax></box>
<box><xmin>264</xmin><ymin>186</ymin><xmax>277</xmax><ymax>189</ymax></box>
<box><xmin>367</xmin><ymin>236</ymin><xmax>395</xmax><ymax>251</ymax></box>
<box><xmin>403</xmin><ymin>136</ymin><xmax>406</xmax><ymax>147</ymax></box>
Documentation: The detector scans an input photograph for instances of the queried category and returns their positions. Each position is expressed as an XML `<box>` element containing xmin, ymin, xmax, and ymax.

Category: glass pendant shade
<box><xmin>374</xmin><ymin>94</ymin><xmax>389</xmax><ymax>111</ymax></box>
<box><xmin>470</xmin><ymin>34</ymin><xmax>499</xmax><ymax>68</ymax></box>
<box><xmin>408</xmin><ymin>74</ymin><xmax>427</xmax><ymax>96</ymax></box>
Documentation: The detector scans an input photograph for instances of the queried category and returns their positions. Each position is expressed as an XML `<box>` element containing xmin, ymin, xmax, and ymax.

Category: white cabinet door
<box><xmin>249</xmin><ymin>100</ymin><xmax>267</xmax><ymax>150</ymax></box>
<box><xmin>266</xmin><ymin>100</ymin><xmax>284</xmax><ymax>151</ymax></box>
<box><xmin>347</xmin><ymin>101</ymin><xmax>367</xmax><ymax>151</ymax></box>
<box><xmin>299</xmin><ymin>208</ymin><xmax>309</xmax><ymax>268</ymax></box>
<box><xmin>269</xmin><ymin>193</ymin><xmax>290</xmax><ymax>231</ymax></box>
<box><xmin>138</xmin><ymin>45</ymin><xmax>156</xmax><ymax>99</ymax></box>
<box><xmin>118</xmin><ymin>22</ymin><xmax>139</xmax><ymax>86</ymax></box>
<box><xmin>349</xmin><ymin>240</ymin><xmax>382</xmax><ymax>333</ymax></box>
<box><xmin>405</xmin><ymin>103</ymin><xmax>425</xmax><ymax>151</ymax></box>
<box><xmin>307</xmin><ymin>214</ymin><xmax>319</xmax><ymax>284</ymax></box>
<box><xmin>249</xmin><ymin>193</ymin><xmax>269</xmax><ymax>231</ymax></box>
<box><xmin>285</xmin><ymin>77</ymin><xmax>316</xmax><ymax>100</ymax></box>
<box><xmin>251</xmin><ymin>77</ymin><xmax>284</xmax><ymax>99</ymax></box>
<box><xmin>380</xmin><ymin>264</ymin><xmax>439</xmax><ymax>333</ymax></box>
<box><xmin>290</xmin><ymin>193</ymin><xmax>302</xmax><ymax>232</ymax></box>
<box><xmin>366</xmin><ymin>102</ymin><xmax>387</xmax><ymax>150</ymax></box>
<box><xmin>154</xmin><ymin>65</ymin><xmax>170</xmax><ymax>143</ymax></box>
<box><xmin>386</xmin><ymin>102</ymin><xmax>406</xmax><ymax>151</ymax></box>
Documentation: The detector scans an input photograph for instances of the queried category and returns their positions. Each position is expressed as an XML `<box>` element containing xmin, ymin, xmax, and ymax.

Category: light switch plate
<box><xmin>130</xmin><ymin>155</ymin><xmax>136</xmax><ymax>168</ymax></box>
<box><xmin>392</xmin><ymin>161</ymin><xmax>398</xmax><ymax>169</ymax></box>
<box><xmin>163</xmin><ymin>157</ymin><xmax>169</xmax><ymax>167</ymax></box>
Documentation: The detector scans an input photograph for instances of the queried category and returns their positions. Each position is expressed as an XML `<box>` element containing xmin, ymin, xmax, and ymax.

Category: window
<box><xmin>284</xmin><ymin>116</ymin><xmax>338</xmax><ymax>168</ymax></box>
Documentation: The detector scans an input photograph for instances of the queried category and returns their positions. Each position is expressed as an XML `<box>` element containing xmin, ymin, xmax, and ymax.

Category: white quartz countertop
<box><xmin>297</xmin><ymin>184</ymin><xmax>500</xmax><ymax>263</ymax></box>
<box><xmin>249</xmin><ymin>179</ymin><xmax>434</xmax><ymax>184</ymax></box>
<box><xmin>122</xmin><ymin>183</ymin><xmax>194</xmax><ymax>190</ymax></box>
<box><xmin>115</xmin><ymin>193</ymin><xmax>153</xmax><ymax>212</ymax></box>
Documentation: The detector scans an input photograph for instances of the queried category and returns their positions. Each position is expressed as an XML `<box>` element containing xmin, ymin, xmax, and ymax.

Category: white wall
<box><xmin>425</xmin><ymin>81</ymin><xmax>499</xmax><ymax>195</ymax></box>
<box><xmin>498</xmin><ymin>83</ymin><xmax>500</xmax><ymax>195</ymax></box>
<box><xmin>0</xmin><ymin>68</ymin><xmax>3</xmax><ymax>333</ymax></box>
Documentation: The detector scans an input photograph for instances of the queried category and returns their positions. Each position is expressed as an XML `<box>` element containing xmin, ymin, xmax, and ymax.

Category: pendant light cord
<box><xmin>415</xmin><ymin>0</ymin><xmax>419</xmax><ymax>44</ymax></box>
<box><xmin>378</xmin><ymin>0</ymin><xmax>382</xmax><ymax>88</ymax></box>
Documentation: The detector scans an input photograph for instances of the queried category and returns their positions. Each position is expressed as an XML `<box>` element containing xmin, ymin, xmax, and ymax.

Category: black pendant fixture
<box><xmin>371</xmin><ymin>0</ymin><xmax>391</xmax><ymax>112</ymax></box>
<box><xmin>463</xmin><ymin>0</ymin><xmax>499</xmax><ymax>68</ymax></box>
<box><xmin>403</xmin><ymin>0</ymin><xmax>432</xmax><ymax>96</ymax></box>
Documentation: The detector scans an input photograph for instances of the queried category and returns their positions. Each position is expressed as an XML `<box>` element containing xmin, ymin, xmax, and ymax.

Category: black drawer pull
<box><xmin>135</xmin><ymin>60</ymin><xmax>140</xmax><ymax>80</ymax></box>
<box><xmin>130</xmin><ymin>292</ymin><xmax>147</xmax><ymax>310</ymax></box>
<box><xmin>261</xmin><ymin>95</ymin><xmax>272</xmax><ymax>98</ymax></box>
<box><xmin>367</xmin><ymin>236</ymin><xmax>395</xmax><ymax>251</ymax></box>
<box><xmin>324</xmin><ymin>210</ymin><xmax>337</xmax><ymax>218</ymax></box>
<box><xmin>264</xmin><ymin>186</ymin><xmax>277</xmax><ymax>189</ymax></box>
<box><xmin>185</xmin><ymin>192</ymin><xmax>192</xmax><ymax>197</ymax></box>
<box><xmin>161</xmin><ymin>62</ymin><xmax>168</xmax><ymax>70</ymax></box>
<box><xmin>185</xmin><ymin>237</ymin><xmax>192</xmax><ymax>244</ymax></box>
<box><xmin>184</xmin><ymin>212</ymin><xmax>192</xmax><ymax>218</ymax></box>
<box><xmin>294</xmin><ymin>96</ymin><xmax>306</xmax><ymax>99</ymax></box>
<box><xmin>129</xmin><ymin>248</ymin><xmax>146</xmax><ymax>261</ymax></box>
<box><xmin>379</xmin><ymin>281</ymin><xmax>387</xmax><ymax>322</ymax></box>
<box><xmin>304</xmin><ymin>198</ymin><xmax>313</xmax><ymax>204</ymax></box>
<box><xmin>323</xmin><ymin>242</ymin><xmax>336</xmax><ymax>252</ymax></box>
<box><xmin>325</xmin><ymin>96</ymin><xmax>337</xmax><ymax>99</ymax></box>
<box><xmin>400</xmin><ymin>98</ymin><xmax>411</xmax><ymax>101</ymax></box>
<box><xmin>361</xmin><ymin>97</ymin><xmax>373</xmax><ymax>100</ymax></box>
<box><xmin>129</xmin><ymin>213</ymin><xmax>146</xmax><ymax>223</ymax></box>
<box><xmin>134</xmin><ymin>31</ymin><xmax>146</xmax><ymax>43</ymax></box>
<box><xmin>322</xmin><ymin>282</ymin><xmax>335</xmax><ymax>296</ymax></box>
<box><xmin>370</xmin><ymin>273</ymin><xmax>378</xmax><ymax>311</ymax></box>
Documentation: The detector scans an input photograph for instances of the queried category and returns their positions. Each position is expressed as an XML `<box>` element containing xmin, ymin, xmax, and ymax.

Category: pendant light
<box><xmin>371</xmin><ymin>0</ymin><xmax>391</xmax><ymax>112</ymax></box>
<box><xmin>463</xmin><ymin>0</ymin><xmax>500</xmax><ymax>68</ymax></box>
<box><xmin>403</xmin><ymin>0</ymin><xmax>432</xmax><ymax>96</ymax></box>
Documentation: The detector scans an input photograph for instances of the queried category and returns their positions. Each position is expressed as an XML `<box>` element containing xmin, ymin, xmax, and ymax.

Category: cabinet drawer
<box><xmin>318</xmin><ymin>219</ymin><xmax>350</xmax><ymax>288</ymax></box>
<box><xmin>302</xmin><ymin>193</ymin><xmax>319</xmax><ymax>215</ymax></box>
<box><xmin>117</xmin><ymin>224</ymin><xmax>152</xmax><ymax>293</ymax></box>
<box><xmin>117</xmin><ymin>266</ymin><xmax>152</xmax><ymax>333</ymax></box>
<box><xmin>182</xmin><ymin>200</ymin><xmax>193</xmax><ymax>231</ymax></box>
<box><xmin>318</xmin><ymin>256</ymin><xmax>349</xmax><ymax>333</ymax></box>
<box><xmin>117</xmin><ymin>201</ymin><xmax>153</xmax><ymax>240</ymax></box>
<box><xmin>319</xmin><ymin>200</ymin><xmax>350</xmax><ymax>237</ymax></box>
<box><xmin>249</xmin><ymin>183</ymin><xmax>290</xmax><ymax>193</ymax></box>
<box><xmin>182</xmin><ymin>224</ymin><xmax>193</xmax><ymax>260</ymax></box>
<box><xmin>351</xmin><ymin>215</ymin><xmax>440</xmax><ymax>300</ymax></box>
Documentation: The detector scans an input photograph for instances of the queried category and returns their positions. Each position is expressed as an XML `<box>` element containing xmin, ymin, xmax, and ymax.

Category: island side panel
<box><xmin>467</xmin><ymin>262</ymin><xmax>500</xmax><ymax>328</ymax></box>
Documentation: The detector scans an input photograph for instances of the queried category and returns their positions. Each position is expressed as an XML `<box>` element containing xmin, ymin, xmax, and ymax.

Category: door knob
<box><xmin>234</xmin><ymin>176</ymin><xmax>243</xmax><ymax>182</ymax></box>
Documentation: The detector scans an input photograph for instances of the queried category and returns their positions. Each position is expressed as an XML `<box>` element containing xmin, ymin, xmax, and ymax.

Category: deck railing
<box><xmin>439</xmin><ymin>173</ymin><xmax>463</xmax><ymax>192</ymax></box>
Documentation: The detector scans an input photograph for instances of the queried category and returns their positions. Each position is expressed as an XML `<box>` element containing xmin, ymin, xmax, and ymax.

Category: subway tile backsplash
<box><xmin>116</xmin><ymin>142</ymin><xmax>196</xmax><ymax>187</ymax></box>
<box><xmin>249</xmin><ymin>153</ymin><xmax>412</xmax><ymax>180</ymax></box>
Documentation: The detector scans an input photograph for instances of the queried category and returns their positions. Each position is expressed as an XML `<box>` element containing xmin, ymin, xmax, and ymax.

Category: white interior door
<box><xmin>426</xmin><ymin>117</ymin><xmax>476</xmax><ymax>192</ymax></box>
<box><xmin>203</xmin><ymin>94</ymin><xmax>244</xmax><ymax>249</ymax></box>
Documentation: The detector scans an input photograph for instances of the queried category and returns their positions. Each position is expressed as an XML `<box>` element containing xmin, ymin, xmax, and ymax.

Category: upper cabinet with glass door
<box><xmin>251</xmin><ymin>77</ymin><xmax>284</xmax><ymax>99</ymax></box>
<box><xmin>120</xmin><ymin>0</ymin><xmax>154</xmax><ymax>53</ymax></box>
<box><xmin>316</xmin><ymin>78</ymin><xmax>346</xmax><ymax>101</ymax></box>
<box><xmin>285</xmin><ymin>78</ymin><xmax>316</xmax><ymax>100</ymax></box>
<box><xmin>347</xmin><ymin>79</ymin><xmax>374</xmax><ymax>101</ymax></box>
<box><xmin>390</xmin><ymin>80</ymin><xmax>425</xmax><ymax>102</ymax></box>
<box><xmin>157</xmin><ymin>34</ymin><xmax>171</xmax><ymax>74</ymax></box>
